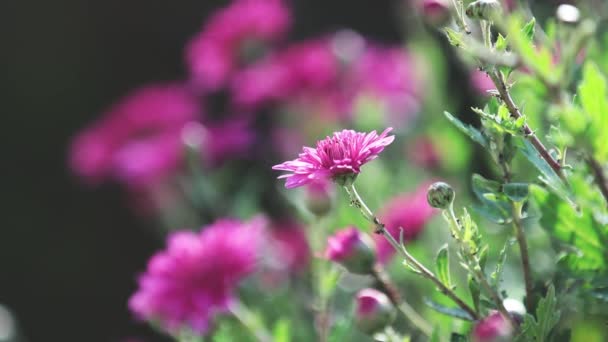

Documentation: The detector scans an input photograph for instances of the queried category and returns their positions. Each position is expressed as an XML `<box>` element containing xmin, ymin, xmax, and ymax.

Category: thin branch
<box><xmin>512</xmin><ymin>202</ymin><xmax>534</xmax><ymax>310</ymax></box>
<box><xmin>488</xmin><ymin>70</ymin><xmax>566</xmax><ymax>182</ymax></box>
<box><xmin>344</xmin><ymin>184</ymin><xmax>480</xmax><ymax>320</ymax></box>
<box><xmin>372</xmin><ymin>265</ymin><xmax>433</xmax><ymax>337</ymax></box>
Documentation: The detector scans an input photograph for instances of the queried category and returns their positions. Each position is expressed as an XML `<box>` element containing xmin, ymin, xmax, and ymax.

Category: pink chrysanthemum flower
<box><xmin>272</xmin><ymin>128</ymin><xmax>394</xmax><ymax>188</ymax></box>
<box><xmin>185</xmin><ymin>0</ymin><xmax>291</xmax><ymax>91</ymax></box>
<box><xmin>128</xmin><ymin>217</ymin><xmax>264</xmax><ymax>334</ymax></box>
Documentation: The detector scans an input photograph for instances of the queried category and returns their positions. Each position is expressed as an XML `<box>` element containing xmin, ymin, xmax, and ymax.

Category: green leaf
<box><xmin>495</xmin><ymin>33</ymin><xmax>508</xmax><ymax>51</ymax></box>
<box><xmin>450</xmin><ymin>333</ymin><xmax>468</xmax><ymax>342</ymax></box>
<box><xmin>490</xmin><ymin>238</ymin><xmax>514</xmax><ymax>290</ymax></box>
<box><xmin>423</xmin><ymin>298</ymin><xmax>475</xmax><ymax>321</ymax></box>
<box><xmin>521</xmin><ymin>17</ymin><xmax>535</xmax><ymax>42</ymax></box>
<box><xmin>436</xmin><ymin>244</ymin><xmax>454</xmax><ymax>290</ymax></box>
<box><xmin>530</xmin><ymin>185</ymin><xmax>606</xmax><ymax>275</ymax></box>
<box><xmin>444</xmin><ymin>28</ymin><xmax>465</xmax><ymax>48</ymax></box>
<box><xmin>328</xmin><ymin>316</ymin><xmax>353</xmax><ymax>342</ymax></box>
<box><xmin>578</xmin><ymin>62</ymin><xmax>608</xmax><ymax>162</ymax></box>
<box><xmin>273</xmin><ymin>319</ymin><xmax>290</xmax><ymax>342</ymax></box>
<box><xmin>503</xmin><ymin>183</ymin><xmax>529</xmax><ymax>202</ymax></box>
<box><xmin>515</xmin><ymin>138</ymin><xmax>574</xmax><ymax>208</ymax></box>
<box><xmin>516</xmin><ymin>285</ymin><xmax>560</xmax><ymax>341</ymax></box>
<box><xmin>471</xmin><ymin>174</ymin><xmax>512</xmax><ymax>224</ymax></box>
<box><xmin>444</xmin><ymin>111</ymin><xmax>488</xmax><ymax>148</ymax></box>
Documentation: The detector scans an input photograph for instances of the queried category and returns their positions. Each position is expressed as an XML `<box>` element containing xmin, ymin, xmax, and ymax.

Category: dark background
<box><xmin>0</xmin><ymin>1</ymin><xmax>411</xmax><ymax>340</ymax></box>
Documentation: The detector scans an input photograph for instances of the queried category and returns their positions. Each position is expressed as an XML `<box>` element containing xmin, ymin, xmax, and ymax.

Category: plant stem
<box><xmin>228</xmin><ymin>300</ymin><xmax>272</xmax><ymax>342</ymax></box>
<box><xmin>310</xmin><ymin>217</ymin><xmax>331</xmax><ymax>342</ymax></box>
<box><xmin>372</xmin><ymin>265</ymin><xmax>433</xmax><ymax>337</ymax></box>
<box><xmin>512</xmin><ymin>201</ymin><xmax>534</xmax><ymax>310</ymax></box>
<box><xmin>488</xmin><ymin>70</ymin><xmax>566</xmax><ymax>182</ymax></box>
<box><xmin>343</xmin><ymin>184</ymin><xmax>480</xmax><ymax>320</ymax></box>
<box><xmin>587</xmin><ymin>156</ymin><xmax>608</xmax><ymax>208</ymax></box>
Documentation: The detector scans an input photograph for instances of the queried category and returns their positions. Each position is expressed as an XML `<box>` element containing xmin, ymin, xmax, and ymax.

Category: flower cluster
<box><xmin>129</xmin><ymin>218</ymin><xmax>264</xmax><ymax>334</ymax></box>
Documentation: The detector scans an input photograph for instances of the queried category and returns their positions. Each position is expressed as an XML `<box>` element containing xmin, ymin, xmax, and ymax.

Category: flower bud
<box><xmin>354</xmin><ymin>288</ymin><xmax>396</xmax><ymax>334</ymax></box>
<box><xmin>466</xmin><ymin>0</ymin><xmax>502</xmax><ymax>21</ymax></box>
<box><xmin>426</xmin><ymin>182</ymin><xmax>455</xmax><ymax>209</ymax></box>
<box><xmin>421</xmin><ymin>0</ymin><xmax>452</xmax><ymax>27</ymax></box>
<box><xmin>472</xmin><ymin>311</ymin><xmax>513</xmax><ymax>342</ymax></box>
<box><xmin>556</xmin><ymin>4</ymin><xmax>580</xmax><ymax>25</ymax></box>
<box><xmin>332</xmin><ymin>172</ymin><xmax>357</xmax><ymax>187</ymax></box>
<box><xmin>306</xmin><ymin>180</ymin><xmax>334</xmax><ymax>217</ymax></box>
<box><xmin>325</xmin><ymin>227</ymin><xmax>375</xmax><ymax>274</ymax></box>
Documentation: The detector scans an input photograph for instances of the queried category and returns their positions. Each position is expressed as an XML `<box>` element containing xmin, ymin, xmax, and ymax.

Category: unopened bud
<box><xmin>472</xmin><ymin>311</ymin><xmax>513</xmax><ymax>342</ymax></box>
<box><xmin>466</xmin><ymin>0</ymin><xmax>502</xmax><ymax>21</ymax></box>
<box><xmin>556</xmin><ymin>4</ymin><xmax>580</xmax><ymax>25</ymax></box>
<box><xmin>306</xmin><ymin>180</ymin><xmax>334</xmax><ymax>217</ymax></box>
<box><xmin>421</xmin><ymin>0</ymin><xmax>452</xmax><ymax>27</ymax></box>
<box><xmin>325</xmin><ymin>227</ymin><xmax>375</xmax><ymax>274</ymax></box>
<box><xmin>332</xmin><ymin>172</ymin><xmax>357</xmax><ymax>187</ymax></box>
<box><xmin>427</xmin><ymin>182</ymin><xmax>455</xmax><ymax>209</ymax></box>
<box><xmin>354</xmin><ymin>288</ymin><xmax>396</xmax><ymax>334</ymax></box>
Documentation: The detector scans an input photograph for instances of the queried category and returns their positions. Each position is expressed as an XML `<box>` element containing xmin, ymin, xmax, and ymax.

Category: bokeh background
<box><xmin>1</xmin><ymin>0</ymin><xmax>564</xmax><ymax>341</ymax></box>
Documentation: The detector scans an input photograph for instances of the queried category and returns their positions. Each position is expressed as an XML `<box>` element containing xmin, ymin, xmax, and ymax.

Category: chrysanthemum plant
<box><xmin>273</xmin><ymin>1</ymin><xmax>608</xmax><ymax>341</ymax></box>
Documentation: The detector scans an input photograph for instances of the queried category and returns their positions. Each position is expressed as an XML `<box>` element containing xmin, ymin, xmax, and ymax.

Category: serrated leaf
<box><xmin>517</xmin><ymin>285</ymin><xmax>560</xmax><ymax>341</ymax></box>
<box><xmin>444</xmin><ymin>111</ymin><xmax>488</xmax><ymax>148</ymax></box>
<box><xmin>423</xmin><ymin>298</ymin><xmax>475</xmax><ymax>321</ymax></box>
<box><xmin>436</xmin><ymin>244</ymin><xmax>453</xmax><ymax>290</ymax></box>
<box><xmin>503</xmin><ymin>183</ymin><xmax>529</xmax><ymax>202</ymax></box>
<box><xmin>530</xmin><ymin>184</ymin><xmax>606</xmax><ymax>275</ymax></box>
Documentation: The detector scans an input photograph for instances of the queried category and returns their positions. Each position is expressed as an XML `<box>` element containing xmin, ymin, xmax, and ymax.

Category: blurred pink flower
<box><xmin>374</xmin><ymin>183</ymin><xmax>437</xmax><ymax>264</ymax></box>
<box><xmin>273</xmin><ymin>128</ymin><xmax>394</xmax><ymax>188</ymax></box>
<box><xmin>268</xmin><ymin>221</ymin><xmax>311</xmax><ymax>272</ymax></box>
<box><xmin>470</xmin><ymin>70</ymin><xmax>496</xmax><ymax>96</ymax></box>
<box><xmin>202</xmin><ymin>119</ymin><xmax>256</xmax><ymax>165</ymax></box>
<box><xmin>69</xmin><ymin>84</ymin><xmax>199</xmax><ymax>188</ymax></box>
<box><xmin>325</xmin><ymin>226</ymin><xmax>375</xmax><ymax>274</ymax></box>
<box><xmin>421</xmin><ymin>0</ymin><xmax>452</xmax><ymax>26</ymax></box>
<box><xmin>231</xmin><ymin>38</ymin><xmax>340</xmax><ymax>110</ymax></box>
<box><xmin>472</xmin><ymin>311</ymin><xmax>513</xmax><ymax>342</ymax></box>
<box><xmin>407</xmin><ymin>136</ymin><xmax>441</xmax><ymax>170</ymax></box>
<box><xmin>186</xmin><ymin>0</ymin><xmax>291</xmax><ymax>91</ymax></box>
<box><xmin>129</xmin><ymin>217</ymin><xmax>264</xmax><ymax>334</ymax></box>
<box><xmin>354</xmin><ymin>288</ymin><xmax>395</xmax><ymax>334</ymax></box>
<box><xmin>350</xmin><ymin>46</ymin><xmax>420</xmax><ymax>126</ymax></box>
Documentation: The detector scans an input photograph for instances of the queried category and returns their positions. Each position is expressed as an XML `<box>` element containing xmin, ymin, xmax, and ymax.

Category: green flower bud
<box><xmin>427</xmin><ymin>182</ymin><xmax>455</xmax><ymax>209</ymax></box>
<box><xmin>466</xmin><ymin>0</ymin><xmax>502</xmax><ymax>21</ymax></box>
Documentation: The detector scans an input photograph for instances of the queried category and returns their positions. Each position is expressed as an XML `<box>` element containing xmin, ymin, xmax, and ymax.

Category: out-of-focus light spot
<box><xmin>0</xmin><ymin>304</ymin><xmax>16</xmax><ymax>341</ymax></box>
<box><xmin>556</xmin><ymin>4</ymin><xmax>580</xmax><ymax>24</ymax></box>
<box><xmin>181</xmin><ymin>121</ymin><xmax>207</xmax><ymax>149</ymax></box>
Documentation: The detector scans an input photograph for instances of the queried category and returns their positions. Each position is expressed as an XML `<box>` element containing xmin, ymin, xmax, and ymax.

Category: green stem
<box><xmin>228</xmin><ymin>300</ymin><xmax>272</xmax><ymax>342</ymax></box>
<box><xmin>445</xmin><ymin>206</ymin><xmax>518</xmax><ymax>329</ymax></box>
<box><xmin>343</xmin><ymin>184</ymin><xmax>480</xmax><ymax>321</ymax></box>
<box><xmin>512</xmin><ymin>201</ymin><xmax>534</xmax><ymax>311</ymax></box>
<box><xmin>310</xmin><ymin>217</ymin><xmax>332</xmax><ymax>342</ymax></box>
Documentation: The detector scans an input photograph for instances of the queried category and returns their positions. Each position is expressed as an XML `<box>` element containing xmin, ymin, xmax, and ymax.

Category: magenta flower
<box><xmin>268</xmin><ymin>221</ymin><xmax>311</xmax><ymax>272</ymax></box>
<box><xmin>472</xmin><ymin>311</ymin><xmax>513</xmax><ymax>342</ymax></box>
<box><xmin>325</xmin><ymin>227</ymin><xmax>375</xmax><ymax>274</ymax></box>
<box><xmin>185</xmin><ymin>0</ymin><xmax>291</xmax><ymax>91</ymax></box>
<box><xmin>128</xmin><ymin>217</ymin><xmax>264</xmax><ymax>334</ymax></box>
<box><xmin>272</xmin><ymin>128</ymin><xmax>395</xmax><ymax>188</ymax></box>
<box><xmin>354</xmin><ymin>288</ymin><xmax>395</xmax><ymax>334</ymax></box>
<box><xmin>470</xmin><ymin>70</ymin><xmax>496</xmax><ymax>96</ymax></box>
<box><xmin>69</xmin><ymin>84</ymin><xmax>199</xmax><ymax>189</ymax></box>
<box><xmin>374</xmin><ymin>183</ymin><xmax>437</xmax><ymax>264</ymax></box>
